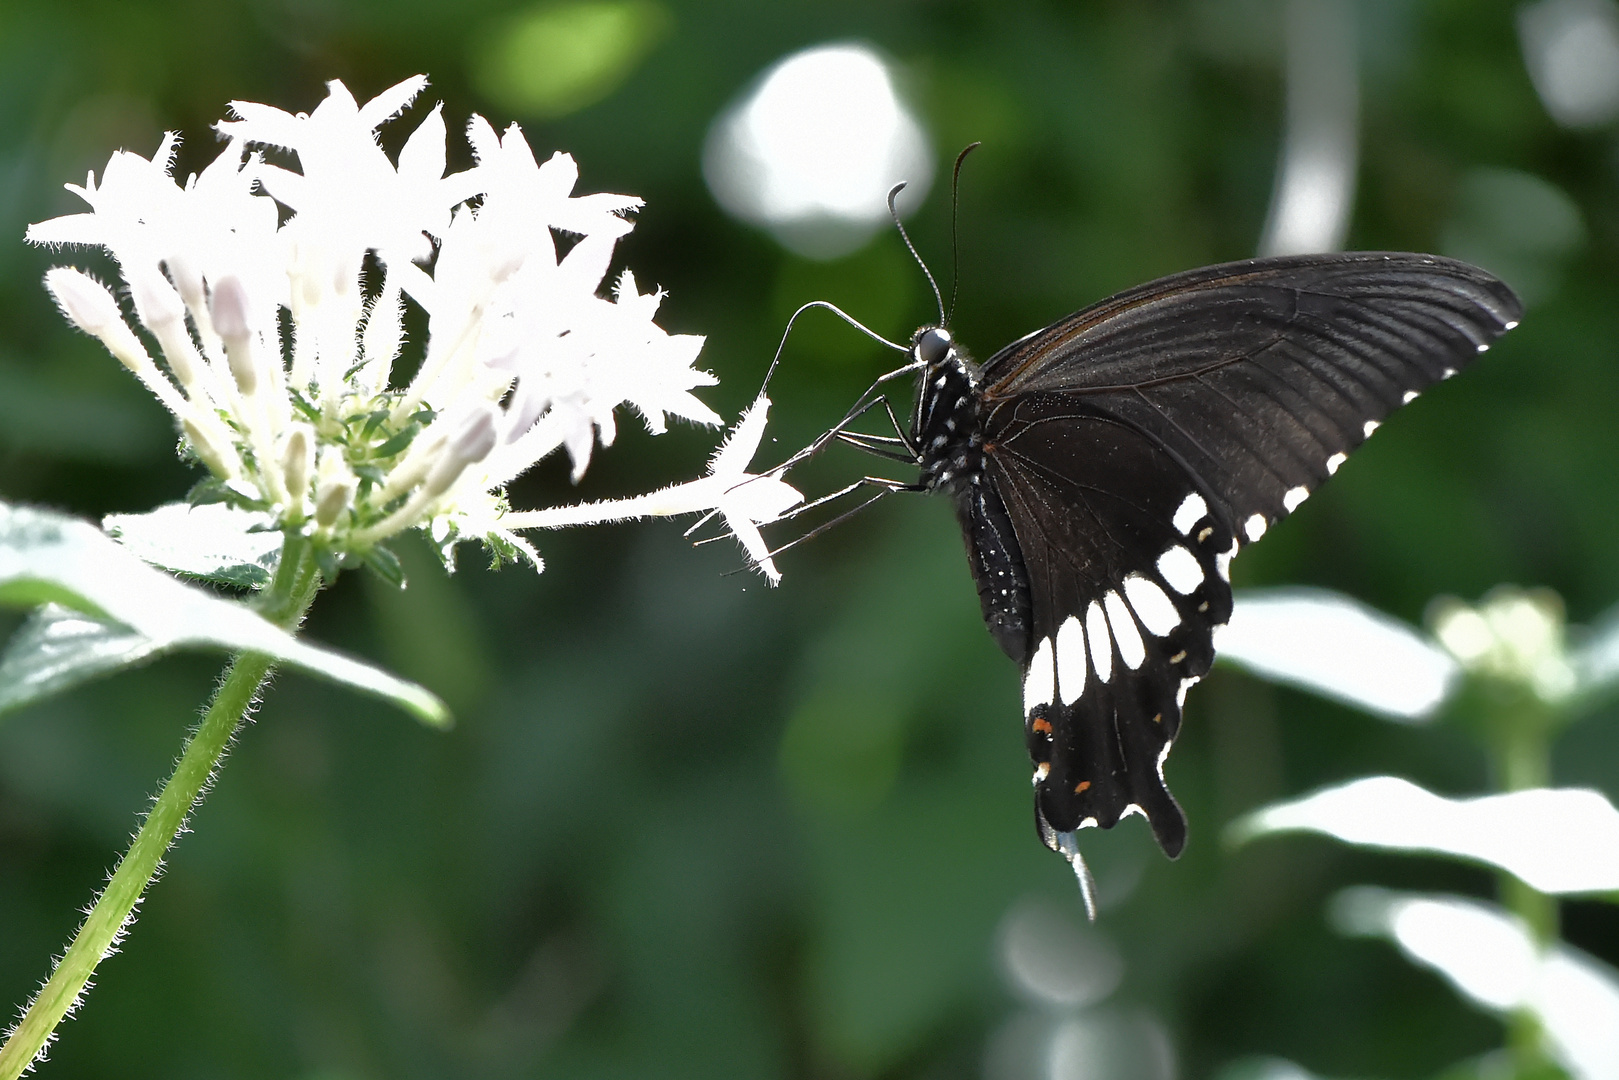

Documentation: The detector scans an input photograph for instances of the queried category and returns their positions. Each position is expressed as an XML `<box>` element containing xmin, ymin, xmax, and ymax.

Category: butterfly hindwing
<box><xmin>976</xmin><ymin>397</ymin><xmax>1236</xmax><ymax>856</ymax></box>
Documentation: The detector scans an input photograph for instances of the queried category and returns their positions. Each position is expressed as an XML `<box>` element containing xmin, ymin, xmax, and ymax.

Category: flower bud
<box><xmin>165</xmin><ymin>254</ymin><xmax>207</xmax><ymax>316</ymax></box>
<box><xmin>129</xmin><ymin>268</ymin><xmax>201</xmax><ymax>387</ymax></box>
<box><xmin>45</xmin><ymin>267</ymin><xmax>158</xmax><ymax>376</ymax></box>
<box><xmin>44</xmin><ymin>267</ymin><xmax>124</xmax><ymax>337</ymax></box>
<box><xmin>183</xmin><ymin>417</ymin><xmax>234</xmax><ymax>479</ymax></box>
<box><xmin>209</xmin><ymin>275</ymin><xmax>258</xmax><ymax>395</ymax></box>
<box><xmin>129</xmin><ymin>266</ymin><xmax>185</xmax><ymax>331</ymax></box>
<box><xmin>280</xmin><ymin>424</ymin><xmax>314</xmax><ymax>509</ymax></box>
<box><xmin>312</xmin><ymin>447</ymin><xmax>356</xmax><ymax>527</ymax></box>
<box><xmin>422</xmin><ymin>405</ymin><xmax>498</xmax><ymax>498</ymax></box>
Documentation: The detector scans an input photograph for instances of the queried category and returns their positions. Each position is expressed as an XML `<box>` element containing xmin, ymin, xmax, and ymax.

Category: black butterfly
<box><xmin>888</xmin><ymin>252</ymin><xmax>1520</xmax><ymax>893</ymax></box>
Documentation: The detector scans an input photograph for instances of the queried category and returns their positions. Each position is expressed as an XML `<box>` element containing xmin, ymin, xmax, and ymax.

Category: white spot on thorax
<box><xmin>1325</xmin><ymin>452</ymin><xmax>1347</xmax><ymax>475</ymax></box>
<box><xmin>1157</xmin><ymin>545</ymin><xmax>1204</xmax><ymax>594</ymax></box>
<box><xmin>1024</xmin><ymin>636</ymin><xmax>1055</xmax><ymax>713</ymax></box>
<box><xmin>1105</xmin><ymin>591</ymin><xmax>1146</xmax><ymax>670</ymax></box>
<box><xmin>1085</xmin><ymin>602</ymin><xmax>1113</xmax><ymax>684</ymax></box>
<box><xmin>1172</xmin><ymin>492</ymin><xmax>1207</xmax><ymax>535</ymax></box>
<box><xmin>1283</xmin><ymin>486</ymin><xmax>1309</xmax><ymax>513</ymax></box>
<box><xmin>1123</xmin><ymin>574</ymin><xmax>1179</xmax><ymax>636</ymax></box>
<box><xmin>1055</xmin><ymin>615</ymin><xmax>1088</xmax><ymax>705</ymax></box>
<box><xmin>1217</xmin><ymin>540</ymin><xmax>1237</xmax><ymax>581</ymax></box>
<box><xmin>1244</xmin><ymin>513</ymin><xmax>1268</xmax><ymax>542</ymax></box>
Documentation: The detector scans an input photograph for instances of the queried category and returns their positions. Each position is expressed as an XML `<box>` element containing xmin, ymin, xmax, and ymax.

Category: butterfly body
<box><xmin>902</xmin><ymin>253</ymin><xmax>1521</xmax><ymax>867</ymax></box>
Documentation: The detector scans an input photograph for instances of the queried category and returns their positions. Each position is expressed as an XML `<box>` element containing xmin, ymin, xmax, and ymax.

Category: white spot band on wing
<box><xmin>1105</xmin><ymin>591</ymin><xmax>1146</xmax><ymax>670</ymax></box>
<box><xmin>1244</xmin><ymin>513</ymin><xmax>1268</xmax><ymax>542</ymax></box>
<box><xmin>1086</xmin><ymin>602</ymin><xmax>1113</xmax><ymax>684</ymax></box>
<box><xmin>1157</xmin><ymin>545</ymin><xmax>1204</xmax><ymax>594</ymax></box>
<box><xmin>1056</xmin><ymin>615</ymin><xmax>1088</xmax><ymax>705</ymax></box>
<box><xmin>1123</xmin><ymin>574</ymin><xmax>1179</xmax><ymax>636</ymax></box>
<box><xmin>1283</xmin><ymin>486</ymin><xmax>1309</xmax><ymax>513</ymax></box>
<box><xmin>1172</xmin><ymin>492</ymin><xmax>1208</xmax><ymax>535</ymax></box>
<box><xmin>1024</xmin><ymin>636</ymin><xmax>1055</xmax><ymax>713</ymax></box>
<box><xmin>1326</xmin><ymin>452</ymin><xmax>1347</xmax><ymax>475</ymax></box>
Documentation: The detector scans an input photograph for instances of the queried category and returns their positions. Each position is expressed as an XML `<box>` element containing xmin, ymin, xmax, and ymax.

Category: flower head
<box><xmin>28</xmin><ymin>77</ymin><xmax>790</xmax><ymax>578</ymax></box>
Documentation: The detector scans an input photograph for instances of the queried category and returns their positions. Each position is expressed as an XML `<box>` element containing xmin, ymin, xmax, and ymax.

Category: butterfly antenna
<box><xmin>887</xmin><ymin>182</ymin><xmax>945</xmax><ymax>327</ymax></box>
<box><xmin>944</xmin><ymin>142</ymin><xmax>981</xmax><ymax>327</ymax></box>
<box><xmin>759</xmin><ymin>300</ymin><xmax>907</xmax><ymax>398</ymax></box>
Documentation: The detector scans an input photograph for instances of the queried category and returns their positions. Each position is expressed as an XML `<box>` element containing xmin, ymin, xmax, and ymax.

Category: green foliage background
<box><xmin>0</xmin><ymin>1</ymin><xmax>1615</xmax><ymax>1077</ymax></box>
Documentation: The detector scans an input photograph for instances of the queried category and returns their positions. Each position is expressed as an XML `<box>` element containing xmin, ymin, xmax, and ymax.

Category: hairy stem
<box><xmin>0</xmin><ymin>538</ymin><xmax>320</xmax><ymax>1079</ymax></box>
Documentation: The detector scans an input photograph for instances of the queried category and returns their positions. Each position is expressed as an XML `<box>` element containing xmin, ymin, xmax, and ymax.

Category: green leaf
<box><xmin>372</xmin><ymin>424</ymin><xmax>420</xmax><ymax>458</ymax></box>
<box><xmin>362</xmin><ymin>544</ymin><xmax>406</xmax><ymax>588</ymax></box>
<box><xmin>0</xmin><ymin>502</ymin><xmax>449</xmax><ymax>726</ymax></box>
<box><xmin>104</xmin><ymin>502</ymin><xmax>282</xmax><ymax>588</ymax></box>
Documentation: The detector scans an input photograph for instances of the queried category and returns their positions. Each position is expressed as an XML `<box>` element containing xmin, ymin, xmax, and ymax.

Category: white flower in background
<box><xmin>27</xmin><ymin>76</ymin><xmax>793</xmax><ymax>578</ymax></box>
<box><xmin>1431</xmin><ymin>587</ymin><xmax>1577</xmax><ymax>702</ymax></box>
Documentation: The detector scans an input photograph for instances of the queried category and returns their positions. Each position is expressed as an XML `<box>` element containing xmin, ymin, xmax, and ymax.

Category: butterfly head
<box><xmin>912</xmin><ymin>325</ymin><xmax>955</xmax><ymax>368</ymax></box>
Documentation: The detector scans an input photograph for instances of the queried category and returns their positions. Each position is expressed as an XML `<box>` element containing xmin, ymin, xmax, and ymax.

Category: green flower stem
<box><xmin>1489</xmin><ymin>695</ymin><xmax>1562</xmax><ymax>1074</ymax></box>
<box><xmin>0</xmin><ymin>537</ymin><xmax>321</xmax><ymax>1080</ymax></box>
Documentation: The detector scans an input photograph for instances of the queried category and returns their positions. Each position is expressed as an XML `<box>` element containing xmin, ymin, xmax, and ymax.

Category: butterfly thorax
<box><xmin>910</xmin><ymin>330</ymin><xmax>986</xmax><ymax>496</ymax></box>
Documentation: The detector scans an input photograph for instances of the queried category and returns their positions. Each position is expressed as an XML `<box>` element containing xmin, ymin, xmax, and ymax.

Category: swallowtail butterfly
<box><xmin>899</xmin><ymin>253</ymin><xmax>1519</xmax><ymax>895</ymax></box>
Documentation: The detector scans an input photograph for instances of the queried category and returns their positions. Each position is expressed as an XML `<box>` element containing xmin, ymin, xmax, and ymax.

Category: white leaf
<box><xmin>1233</xmin><ymin>776</ymin><xmax>1619</xmax><ymax>894</ymax></box>
<box><xmin>0</xmin><ymin>502</ymin><xmax>446</xmax><ymax>726</ymax></box>
<box><xmin>1218</xmin><ymin>588</ymin><xmax>1459</xmax><ymax>720</ymax></box>
<box><xmin>104</xmin><ymin>502</ymin><xmax>282</xmax><ymax>587</ymax></box>
<box><xmin>1332</xmin><ymin>888</ymin><xmax>1619</xmax><ymax>1080</ymax></box>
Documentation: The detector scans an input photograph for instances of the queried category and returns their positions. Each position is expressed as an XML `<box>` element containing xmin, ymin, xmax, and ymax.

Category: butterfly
<box><xmin>884</xmin><ymin>252</ymin><xmax>1521</xmax><ymax>901</ymax></box>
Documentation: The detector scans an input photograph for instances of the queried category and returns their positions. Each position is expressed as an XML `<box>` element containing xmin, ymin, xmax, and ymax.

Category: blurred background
<box><xmin>0</xmin><ymin>0</ymin><xmax>1615</xmax><ymax>1077</ymax></box>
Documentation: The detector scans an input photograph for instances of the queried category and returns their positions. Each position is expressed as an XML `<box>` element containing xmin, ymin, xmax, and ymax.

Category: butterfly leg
<box><xmin>771</xmin><ymin>359</ymin><xmax>924</xmax><ymax>474</ymax></box>
<box><xmin>725</xmin><ymin>475</ymin><xmax>923</xmax><ymax>570</ymax></box>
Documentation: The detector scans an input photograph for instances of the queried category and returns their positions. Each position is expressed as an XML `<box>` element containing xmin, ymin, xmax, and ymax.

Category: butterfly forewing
<box><xmin>919</xmin><ymin>252</ymin><xmax>1522</xmax><ymax>863</ymax></box>
<box><xmin>982</xmin><ymin>254</ymin><xmax>1519</xmax><ymax>548</ymax></box>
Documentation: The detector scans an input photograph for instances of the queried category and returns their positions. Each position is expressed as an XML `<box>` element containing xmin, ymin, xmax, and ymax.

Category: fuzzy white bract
<box><xmin>28</xmin><ymin>76</ymin><xmax>799</xmax><ymax>577</ymax></box>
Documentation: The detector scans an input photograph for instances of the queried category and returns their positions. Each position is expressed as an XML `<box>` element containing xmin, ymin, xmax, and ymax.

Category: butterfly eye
<box><xmin>915</xmin><ymin>327</ymin><xmax>952</xmax><ymax>366</ymax></box>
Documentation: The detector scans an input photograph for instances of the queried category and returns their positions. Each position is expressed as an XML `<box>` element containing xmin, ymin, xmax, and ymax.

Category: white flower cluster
<box><xmin>1431</xmin><ymin>587</ymin><xmax>1577</xmax><ymax>702</ymax></box>
<box><xmin>28</xmin><ymin>76</ymin><xmax>801</xmax><ymax>579</ymax></box>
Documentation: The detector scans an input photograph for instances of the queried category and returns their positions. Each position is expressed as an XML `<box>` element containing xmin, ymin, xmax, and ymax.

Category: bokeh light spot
<box><xmin>1519</xmin><ymin>0</ymin><xmax>1619</xmax><ymax>128</ymax></box>
<box><xmin>704</xmin><ymin>43</ymin><xmax>934</xmax><ymax>260</ymax></box>
<box><xmin>470</xmin><ymin>0</ymin><xmax>671</xmax><ymax>119</ymax></box>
